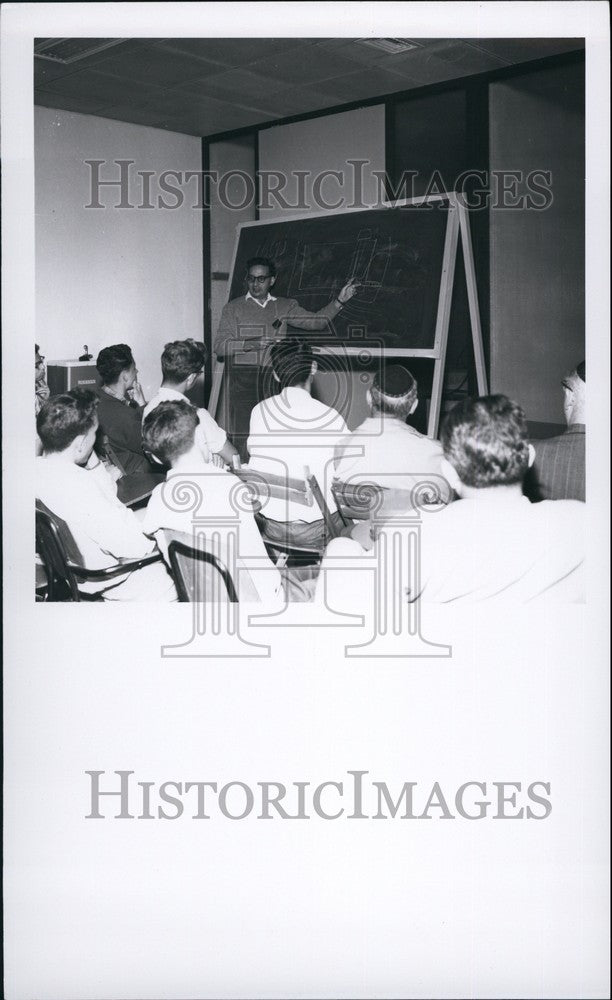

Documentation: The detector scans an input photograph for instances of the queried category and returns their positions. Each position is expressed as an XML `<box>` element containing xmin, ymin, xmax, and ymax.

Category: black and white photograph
<box><xmin>2</xmin><ymin>2</ymin><xmax>609</xmax><ymax>997</ymax></box>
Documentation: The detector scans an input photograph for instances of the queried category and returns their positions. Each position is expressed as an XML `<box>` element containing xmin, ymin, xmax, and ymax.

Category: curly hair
<box><xmin>142</xmin><ymin>399</ymin><xmax>198</xmax><ymax>466</ymax></box>
<box><xmin>269</xmin><ymin>338</ymin><xmax>314</xmax><ymax>388</ymax></box>
<box><xmin>440</xmin><ymin>394</ymin><xmax>530</xmax><ymax>488</ymax></box>
<box><xmin>161</xmin><ymin>339</ymin><xmax>206</xmax><ymax>383</ymax></box>
<box><xmin>96</xmin><ymin>344</ymin><xmax>134</xmax><ymax>386</ymax></box>
<box><xmin>36</xmin><ymin>388</ymin><xmax>98</xmax><ymax>453</ymax></box>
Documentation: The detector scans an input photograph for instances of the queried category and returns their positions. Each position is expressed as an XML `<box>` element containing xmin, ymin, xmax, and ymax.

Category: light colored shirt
<box><xmin>142</xmin><ymin>461</ymin><xmax>283</xmax><ymax>605</ymax></box>
<box><xmin>245</xmin><ymin>292</ymin><xmax>277</xmax><ymax>308</ymax></box>
<box><xmin>36</xmin><ymin>457</ymin><xmax>155</xmax><ymax>593</ymax></box>
<box><xmin>388</xmin><ymin>494</ymin><xmax>585</xmax><ymax>603</ymax></box>
<box><xmin>335</xmin><ymin>414</ymin><xmax>448</xmax><ymax>496</ymax></box>
<box><xmin>247</xmin><ymin>387</ymin><xmax>348</xmax><ymax>523</ymax></box>
<box><xmin>142</xmin><ymin>387</ymin><xmax>227</xmax><ymax>455</ymax></box>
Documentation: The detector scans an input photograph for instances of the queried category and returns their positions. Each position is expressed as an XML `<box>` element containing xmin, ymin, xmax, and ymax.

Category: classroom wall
<box><xmin>35</xmin><ymin>107</ymin><xmax>203</xmax><ymax>399</ymax></box>
<box><xmin>258</xmin><ymin>104</ymin><xmax>386</xmax><ymax>219</ymax></box>
<box><xmin>489</xmin><ymin>60</ymin><xmax>584</xmax><ymax>427</ymax></box>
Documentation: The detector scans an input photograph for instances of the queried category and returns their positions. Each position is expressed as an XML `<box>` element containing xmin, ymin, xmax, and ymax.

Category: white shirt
<box><xmin>247</xmin><ymin>387</ymin><xmax>348</xmax><ymax>523</ymax></box>
<box><xmin>36</xmin><ymin>457</ymin><xmax>155</xmax><ymax>593</ymax></box>
<box><xmin>389</xmin><ymin>494</ymin><xmax>585</xmax><ymax>603</ymax></box>
<box><xmin>142</xmin><ymin>387</ymin><xmax>226</xmax><ymax>455</ymax></box>
<box><xmin>245</xmin><ymin>292</ymin><xmax>277</xmax><ymax>308</ymax></box>
<box><xmin>142</xmin><ymin>460</ymin><xmax>283</xmax><ymax>605</ymax></box>
<box><xmin>336</xmin><ymin>414</ymin><xmax>448</xmax><ymax>496</ymax></box>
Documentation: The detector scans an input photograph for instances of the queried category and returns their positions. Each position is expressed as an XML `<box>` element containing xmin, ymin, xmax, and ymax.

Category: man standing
<box><xmin>214</xmin><ymin>256</ymin><xmax>358</xmax><ymax>458</ymax></box>
<box><xmin>530</xmin><ymin>361</ymin><xmax>586</xmax><ymax>501</ymax></box>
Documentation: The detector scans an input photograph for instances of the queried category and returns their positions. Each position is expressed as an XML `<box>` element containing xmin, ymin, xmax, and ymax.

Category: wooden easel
<box><xmin>208</xmin><ymin>192</ymin><xmax>487</xmax><ymax>439</ymax></box>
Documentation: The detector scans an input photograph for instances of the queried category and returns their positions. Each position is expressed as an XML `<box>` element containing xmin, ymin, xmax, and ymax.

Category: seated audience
<box><xmin>36</xmin><ymin>389</ymin><xmax>177</xmax><ymax>601</ymax></box>
<box><xmin>143</xmin><ymin>338</ymin><xmax>237</xmax><ymax>467</ymax></box>
<box><xmin>35</xmin><ymin>344</ymin><xmax>50</xmax><ymax>416</ymax></box>
<box><xmin>335</xmin><ymin>364</ymin><xmax>449</xmax><ymax>498</ymax></box>
<box><xmin>96</xmin><ymin>344</ymin><xmax>155</xmax><ymax>475</ymax></box>
<box><xmin>142</xmin><ymin>400</ymin><xmax>287</xmax><ymax>603</ymax></box>
<box><xmin>322</xmin><ymin>395</ymin><xmax>584</xmax><ymax>604</ymax></box>
<box><xmin>529</xmin><ymin>360</ymin><xmax>585</xmax><ymax>501</ymax></box>
<box><xmin>247</xmin><ymin>339</ymin><xmax>349</xmax><ymax>550</ymax></box>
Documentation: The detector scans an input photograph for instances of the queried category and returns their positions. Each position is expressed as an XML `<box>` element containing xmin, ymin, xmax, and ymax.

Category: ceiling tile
<box><xmin>248</xmin><ymin>46</ymin><xmax>363</xmax><ymax>85</ymax></box>
<box><xmin>36</xmin><ymin>68</ymin><xmax>168</xmax><ymax>106</ymax></box>
<box><xmin>158</xmin><ymin>37</ymin><xmax>316</xmax><ymax>68</ymax></box>
<box><xmin>34</xmin><ymin>90</ymin><xmax>113</xmax><ymax>115</ymax></box>
<box><xmin>316</xmin><ymin>67</ymin><xmax>416</xmax><ymax>102</ymax></box>
<box><xmin>176</xmin><ymin>67</ymin><xmax>286</xmax><ymax>103</ymax></box>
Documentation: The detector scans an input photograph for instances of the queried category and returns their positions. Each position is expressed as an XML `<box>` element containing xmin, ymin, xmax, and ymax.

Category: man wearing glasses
<box><xmin>214</xmin><ymin>257</ymin><xmax>358</xmax><ymax>459</ymax></box>
<box><xmin>35</xmin><ymin>344</ymin><xmax>50</xmax><ymax>416</ymax></box>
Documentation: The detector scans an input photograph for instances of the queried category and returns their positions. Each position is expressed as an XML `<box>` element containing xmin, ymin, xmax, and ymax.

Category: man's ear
<box><xmin>527</xmin><ymin>443</ymin><xmax>536</xmax><ymax>468</ymax></box>
<box><xmin>441</xmin><ymin>456</ymin><xmax>462</xmax><ymax>493</ymax></box>
<box><xmin>269</xmin><ymin>274</ymin><xmax>276</xmax><ymax>289</ymax></box>
<box><xmin>185</xmin><ymin>371</ymin><xmax>197</xmax><ymax>390</ymax></box>
<box><xmin>310</xmin><ymin>360</ymin><xmax>318</xmax><ymax>378</ymax></box>
<box><xmin>409</xmin><ymin>396</ymin><xmax>418</xmax><ymax>416</ymax></box>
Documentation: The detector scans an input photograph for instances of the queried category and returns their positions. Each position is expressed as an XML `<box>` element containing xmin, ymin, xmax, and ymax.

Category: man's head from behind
<box><xmin>37</xmin><ymin>388</ymin><xmax>99</xmax><ymax>463</ymax></box>
<box><xmin>270</xmin><ymin>338</ymin><xmax>316</xmax><ymax>389</ymax></box>
<box><xmin>440</xmin><ymin>394</ymin><xmax>533</xmax><ymax>496</ymax></box>
<box><xmin>370</xmin><ymin>364</ymin><xmax>418</xmax><ymax>420</ymax></box>
<box><xmin>161</xmin><ymin>339</ymin><xmax>206</xmax><ymax>388</ymax></box>
<box><xmin>96</xmin><ymin>344</ymin><xmax>136</xmax><ymax>387</ymax></box>
<box><xmin>142</xmin><ymin>399</ymin><xmax>200</xmax><ymax>467</ymax></box>
<box><xmin>562</xmin><ymin>360</ymin><xmax>585</xmax><ymax>425</ymax></box>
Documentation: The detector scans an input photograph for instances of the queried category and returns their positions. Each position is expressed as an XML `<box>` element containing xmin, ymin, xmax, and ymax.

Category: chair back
<box><xmin>95</xmin><ymin>430</ymin><xmax>127</xmax><ymax>476</ymax></box>
<box><xmin>35</xmin><ymin>500</ymin><xmax>84</xmax><ymax>600</ymax></box>
<box><xmin>232</xmin><ymin>462</ymin><xmax>342</xmax><ymax>553</ymax></box>
<box><xmin>166</xmin><ymin>534</ymin><xmax>239</xmax><ymax>603</ymax></box>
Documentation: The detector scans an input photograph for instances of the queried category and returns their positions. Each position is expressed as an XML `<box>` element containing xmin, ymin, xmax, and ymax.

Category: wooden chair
<box><xmin>231</xmin><ymin>460</ymin><xmax>343</xmax><ymax>560</ymax></box>
<box><xmin>35</xmin><ymin>499</ymin><xmax>162</xmax><ymax>601</ymax></box>
<box><xmin>166</xmin><ymin>536</ymin><xmax>239</xmax><ymax>603</ymax></box>
<box><xmin>332</xmin><ymin>475</ymin><xmax>452</xmax><ymax>532</ymax></box>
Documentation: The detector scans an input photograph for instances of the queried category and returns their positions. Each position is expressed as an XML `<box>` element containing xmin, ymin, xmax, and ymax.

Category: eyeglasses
<box><xmin>247</xmin><ymin>274</ymin><xmax>272</xmax><ymax>283</ymax></box>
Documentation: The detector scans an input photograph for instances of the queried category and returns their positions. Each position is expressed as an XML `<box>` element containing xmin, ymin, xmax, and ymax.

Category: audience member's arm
<box><xmin>81</xmin><ymin>477</ymin><xmax>156</xmax><ymax>560</ymax></box>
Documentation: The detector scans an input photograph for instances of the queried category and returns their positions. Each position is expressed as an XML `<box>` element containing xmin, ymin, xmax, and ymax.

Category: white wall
<box><xmin>258</xmin><ymin>104</ymin><xmax>385</xmax><ymax>219</ymax></box>
<box><xmin>35</xmin><ymin>107</ymin><xmax>203</xmax><ymax>398</ymax></box>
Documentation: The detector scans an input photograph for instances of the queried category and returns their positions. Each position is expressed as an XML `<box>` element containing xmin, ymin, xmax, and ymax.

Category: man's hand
<box><xmin>128</xmin><ymin>381</ymin><xmax>146</xmax><ymax>407</ymax></box>
<box><xmin>337</xmin><ymin>280</ymin><xmax>360</xmax><ymax>305</ymax></box>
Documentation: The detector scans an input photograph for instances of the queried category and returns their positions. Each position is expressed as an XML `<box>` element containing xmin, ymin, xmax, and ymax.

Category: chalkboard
<box><xmin>229</xmin><ymin>202</ymin><xmax>451</xmax><ymax>351</ymax></box>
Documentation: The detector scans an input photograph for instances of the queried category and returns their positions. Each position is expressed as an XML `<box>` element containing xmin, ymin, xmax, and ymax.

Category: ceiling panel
<box><xmin>33</xmin><ymin>37</ymin><xmax>585</xmax><ymax>139</ymax></box>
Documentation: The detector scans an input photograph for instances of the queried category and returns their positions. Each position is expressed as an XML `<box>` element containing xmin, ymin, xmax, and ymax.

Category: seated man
<box><xmin>35</xmin><ymin>344</ymin><xmax>50</xmax><ymax>416</ymax></box>
<box><xmin>142</xmin><ymin>400</ymin><xmax>287</xmax><ymax>604</ymax></box>
<box><xmin>36</xmin><ymin>389</ymin><xmax>176</xmax><ymax>601</ymax></box>
<box><xmin>96</xmin><ymin>344</ymin><xmax>156</xmax><ymax>475</ymax></box>
<box><xmin>143</xmin><ymin>338</ymin><xmax>237</xmax><ymax>467</ymax></box>
<box><xmin>247</xmin><ymin>339</ymin><xmax>350</xmax><ymax>551</ymax></box>
<box><xmin>321</xmin><ymin>395</ymin><xmax>584</xmax><ymax>604</ymax></box>
<box><xmin>335</xmin><ymin>364</ymin><xmax>450</xmax><ymax>499</ymax></box>
<box><xmin>529</xmin><ymin>360</ymin><xmax>585</xmax><ymax>501</ymax></box>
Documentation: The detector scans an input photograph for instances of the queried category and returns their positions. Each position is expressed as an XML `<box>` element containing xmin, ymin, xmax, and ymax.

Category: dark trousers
<box><xmin>222</xmin><ymin>363</ymin><xmax>277</xmax><ymax>463</ymax></box>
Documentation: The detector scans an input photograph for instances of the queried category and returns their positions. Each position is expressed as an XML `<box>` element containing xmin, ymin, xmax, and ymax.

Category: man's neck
<box><xmin>103</xmin><ymin>382</ymin><xmax>127</xmax><ymax>402</ymax></box>
<box><xmin>42</xmin><ymin>449</ymin><xmax>78</xmax><ymax>467</ymax></box>
<box><xmin>171</xmin><ymin>449</ymin><xmax>211</xmax><ymax>473</ymax></box>
<box><xmin>458</xmin><ymin>483</ymin><xmax>525</xmax><ymax>502</ymax></box>
<box><xmin>160</xmin><ymin>381</ymin><xmax>187</xmax><ymax>395</ymax></box>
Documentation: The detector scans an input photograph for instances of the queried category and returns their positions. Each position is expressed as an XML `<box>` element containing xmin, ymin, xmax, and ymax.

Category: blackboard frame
<box><xmin>209</xmin><ymin>192</ymin><xmax>487</xmax><ymax>438</ymax></box>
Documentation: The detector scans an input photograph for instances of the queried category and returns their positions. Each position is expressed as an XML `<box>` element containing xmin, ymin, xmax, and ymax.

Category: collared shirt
<box><xmin>36</xmin><ymin>457</ymin><xmax>155</xmax><ymax>593</ymax></box>
<box><xmin>247</xmin><ymin>387</ymin><xmax>348</xmax><ymax>523</ymax></box>
<box><xmin>142</xmin><ymin>460</ymin><xmax>283</xmax><ymax>605</ymax></box>
<box><xmin>245</xmin><ymin>292</ymin><xmax>277</xmax><ymax>308</ymax></box>
<box><xmin>531</xmin><ymin>423</ymin><xmax>585</xmax><ymax>501</ymax></box>
<box><xmin>142</xmin><ymin>386</ymin><xmax>227</xmax><ymax>455</ymax></box>
<box><xmin>392</xmin><ymin>494</ymin><xmax>585</xmax><ymax>603</ymax></box>
<box><xmin>335</xmin><ymin>414</ymin><xmax>448</xmax><ymax>496</ymax></box>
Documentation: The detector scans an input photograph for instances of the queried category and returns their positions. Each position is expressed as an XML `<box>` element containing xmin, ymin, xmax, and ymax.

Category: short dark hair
<box><xmin>37</xmin><ymin>388</ymin><xmax>98</xmax><ymax>453</ymax></box>
<box><xmin>576</xmin><ymin>360</ymin><xmax>585</xmax><ymax>383</ymax></box>
<box><xmin>161</xmin><ymin>339</ymin><xmax>206</xmax><ymax>383</ymax></box>
<box><xmin>246</xmin><ymin>256</ymin><xmax>276</xmax><ymax>277</ymax></box>
<box><xmin>142</xmin><ymin>399</ymin><xmax>198</xmax><ymax>466</ymax></box>
<box><xmin>96</xmin><ymin>344</ymin><xmax>134</xmax><ymax>386</ymax></box>
<box><xmin>270</xmin><ymin>338</ymin><xmax>314</xmax><ymax>388</ymax></box>
<box><xmin>440</xmin><ymin>394</ymin><xmax>530</xmax><ymax>489</ymax></box>
<box><xmin>371</xmin><ymin>365</ymin><xmax>418</xmax><ymax>419</ymax></box>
